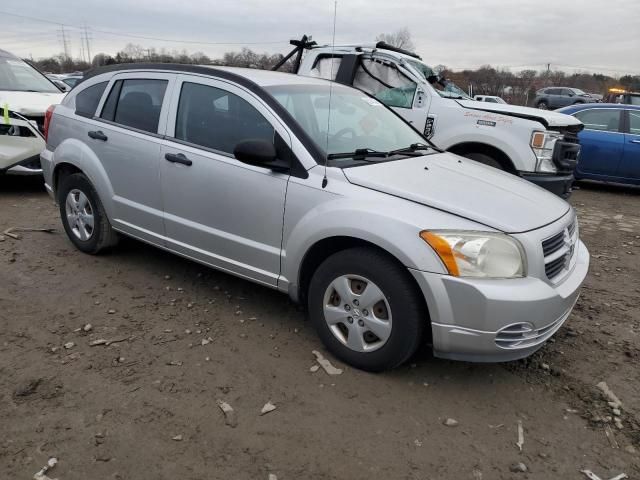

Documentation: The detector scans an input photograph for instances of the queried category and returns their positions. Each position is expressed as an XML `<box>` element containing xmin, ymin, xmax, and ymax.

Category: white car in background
<box><xmin>1</xmin><ymin>49</ymin><xmax>66</xmax><ymax>175</ymax></box>
<box><xmin>474</xmin><ymin>95</ymin><xmax>508</xmax><ymax>104</ymax></box>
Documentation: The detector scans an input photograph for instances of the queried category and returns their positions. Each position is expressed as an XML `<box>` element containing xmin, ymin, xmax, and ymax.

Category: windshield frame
<box><xmin>264</xmin><ymin>83</ymin><xmax>440</xmax><ymax>168</ymax></box>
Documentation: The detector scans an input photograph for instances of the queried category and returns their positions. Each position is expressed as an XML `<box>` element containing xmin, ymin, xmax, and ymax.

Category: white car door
<box><xmin>159</xmin><ymin>74</ymin><xmax>291</xmax><ymax>287</ymax></box>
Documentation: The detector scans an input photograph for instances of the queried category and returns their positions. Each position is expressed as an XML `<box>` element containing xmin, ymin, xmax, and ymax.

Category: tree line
<box><xmin>28</xmin><ymin>39</ymin><xmax>639</xmax><ymax>107</ymax></box>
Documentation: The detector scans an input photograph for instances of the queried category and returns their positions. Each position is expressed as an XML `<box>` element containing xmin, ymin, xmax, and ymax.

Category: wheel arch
<box><xmin>295</xmin><ymin>236</ymin><xmax>430</xmax><ymax>330</ymax></box>
<box><xmin>447</xmin><ymin>142</ymin><xmax>517</xmax><ymax>173</ymax></box>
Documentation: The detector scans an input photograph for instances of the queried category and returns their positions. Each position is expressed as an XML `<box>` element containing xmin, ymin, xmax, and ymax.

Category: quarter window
<box><xmin>100</xmin><ymin>79</ymin><xmax>168</xmax><ymax>134</ymax></box>
<box><xmin>574</xmin><ymin>109</ymin><xmax>621</xmax><ymax>132</ymax></box>
<box><xmin>174</xmin><ymin>82</ymin><xmax>274</xmax><ymax>154</ymax></box>
<box><xmin>353</xmin><ymin>59</ymin><xmax>417</xmax><ymax>109</ymax></box>
<box><xmin>75</xmin><ymin>81</ymin><xmax>108</xmax><ymax>117</ymax></box>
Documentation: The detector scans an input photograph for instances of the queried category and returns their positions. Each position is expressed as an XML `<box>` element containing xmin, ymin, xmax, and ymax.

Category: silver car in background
<box><xmin>41</xmin><ymin>64</ymin><xmax>589</xmax><ymax>371</ymax></box>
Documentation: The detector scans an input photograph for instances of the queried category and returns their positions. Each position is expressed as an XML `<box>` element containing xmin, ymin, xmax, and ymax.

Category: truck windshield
<box><xmin>266</xmin><ymin>84</ymin><xmax>428</xmax><ymax>165</ymax></box>
<box><xmin>406</xmin><ymin>59</ymin><xmax>473</xmax><ymax>100</ymax></box>
<box><xmin>0</xmin><ymin>57</ymin><xmax>60</xmax><ymax>93</ymax></box>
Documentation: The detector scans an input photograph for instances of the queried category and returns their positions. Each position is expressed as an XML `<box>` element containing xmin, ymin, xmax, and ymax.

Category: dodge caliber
<box><xmin>41</xmin><ymin>64</ymin><xmax>589</xmax><ymax>371</ymax></box>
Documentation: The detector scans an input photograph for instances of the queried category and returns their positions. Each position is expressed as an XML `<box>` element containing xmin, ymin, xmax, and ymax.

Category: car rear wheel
<box><xmin>308</xmin><ymin>247</ymin><xmax>425</xmax><ymax>372</ymax></box>
<box><xmin>58</xmin><ymin>173</ymin><xmax>118</xmax><ymax>254</ymax></box>
<box><xmin>537</xmin><ymin>101</ymin><xmax>549</xmax><ymax>109</ymax></box>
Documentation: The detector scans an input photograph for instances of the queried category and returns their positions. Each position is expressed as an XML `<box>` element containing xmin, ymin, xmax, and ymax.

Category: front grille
<box><xmin>495</xmin><ymin>314</ymin><xmax>568</xmax><ymax>349</ymax></box>
<box><xmin>542</xmin><ymin>220</ymin><xmax>577</xmax><ymax>281</ymax></box>
<box><xmin>549</xmin><ymin>126</ymin><xmax>582</xmax><ymax>171</ymax></box>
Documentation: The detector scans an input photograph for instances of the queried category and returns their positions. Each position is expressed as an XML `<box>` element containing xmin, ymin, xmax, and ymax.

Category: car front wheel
<box><xmin>58</xmin><ymin>173</ymin><xmax>118</xmax><ymax>254</ymax></box>
<box><xmin>308</xmin><ymin>247</ymin><xmax>425</xmax><ymax>372</ymax></box>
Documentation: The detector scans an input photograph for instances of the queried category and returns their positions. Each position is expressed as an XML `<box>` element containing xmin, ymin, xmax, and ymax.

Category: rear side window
<box><xmin>574</xmin><ymin>109</ymin><xmax>621</xmax><ymax>132</ymax></box>
<box><xmin>75</xmin><ymin>81</ymin><xmax>108</xmax><ymax>117</ymax></box>
<box><xmin>174</xmin><ymin>82</ymin><xmax>274</xmax><ymax>155</ymax></box>
<box><xmin>100</xmin><ymin>79</ymin><xmax>168</xmax><ymax>134</ymax></box>
<box><xmin>628</xmin><ymin>110</ymin><xmax>640</xmax><ymax>135</ymax></box>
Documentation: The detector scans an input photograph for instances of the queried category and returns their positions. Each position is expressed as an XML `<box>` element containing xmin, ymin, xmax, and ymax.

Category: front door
<box><xmin>573</xmin><ymin>108</ymin><xmax>624</xmax><ymax>178</ymax></box>
<box><xmin>159</xmin><ymin>75</ymin><xmax>290</xmax><ymax>287</ymax></box>
<box><xmin>92</xmin><ymin>72</ymin><xmax>175</xmax><ymax>243</ymax></box>
<box><xmin>618</xmin><ymin>109</ymin><xmax>640</xmax><ymax>181</ymax></box>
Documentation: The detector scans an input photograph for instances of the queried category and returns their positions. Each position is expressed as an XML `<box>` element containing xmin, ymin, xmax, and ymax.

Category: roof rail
<box><xmin>374</xmin><ymin>41</ymin><xmax>421</xmax><ymax>60</ymax></box>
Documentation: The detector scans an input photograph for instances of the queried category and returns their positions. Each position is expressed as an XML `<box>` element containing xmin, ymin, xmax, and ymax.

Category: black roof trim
<box><xmin>83</xmin><ymin>63</ymin><xmax>324</xmax><ymax>166</ymax></box>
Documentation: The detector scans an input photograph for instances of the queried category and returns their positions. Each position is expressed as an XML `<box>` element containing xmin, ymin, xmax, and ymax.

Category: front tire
<box><xmin>308</xmin><ymin>247</ymin><xmax>425</xmax><ymax>372</ymax></box>
<box><xmin>464</xmin><ymin>152</ymin><xmax>503</xmax><ymax>170</ymax></box>
<box><xmin>58</xmin><ymin>173</ymin><xmax>118</xmax><ymax>254</ymax></box>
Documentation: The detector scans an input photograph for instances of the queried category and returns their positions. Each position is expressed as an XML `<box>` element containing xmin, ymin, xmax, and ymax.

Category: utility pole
<box><xmin>59</xmin><ymin>25</ymin><xmax>70</xmax><ymax>59</ymax></box>
<box><xmin>83</xmin><ymin>24</ymin><xmax>92</xmax><ymax>64</ymax></box>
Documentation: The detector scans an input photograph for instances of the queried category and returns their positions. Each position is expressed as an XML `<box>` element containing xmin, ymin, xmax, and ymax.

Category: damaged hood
<box><xmin>0</xmin><ymin>91</ymin><xmax>65</xmax><ymax>116</ymax></box>
<box><xmin>343</xmin><ymin>153</ymin><xmax>570</xmax><ymax>233</ymax></box>
<box><xmin>457</xmin><ymin>99</ymin><xmax>582</xmax><ymax>128</ymax></box>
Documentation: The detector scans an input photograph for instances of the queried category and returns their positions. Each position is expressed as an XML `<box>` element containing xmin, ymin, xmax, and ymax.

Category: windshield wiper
<box><xmin>388</xmin><ymin>143</ymin><xmax>432</xmax><ymax>156</ymax></box>
<box><xmin>327</xmin><ymin>146</ymin><xmax>427</xmax><ymax>161</ymax></box>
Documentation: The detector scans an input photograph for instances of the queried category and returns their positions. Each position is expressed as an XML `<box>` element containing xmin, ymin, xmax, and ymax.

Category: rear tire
<box><xmin>464</xmin><ymin>152</ymin><xmax>503</xmax><ymax>170</ymax></box>
<box><xmin>308</xmin><ymin>247</ymin><xmax>425</xmax><ymax>372</ymax></box>
<box><xmin>58</xmin><ymin>173</ymin><xmax>118</xmax><ymax>254</ymax></box>
<box><xmin>537</xmin><ymin>100</ymin><xmax>549</xmax><ymax>109</ymax></box>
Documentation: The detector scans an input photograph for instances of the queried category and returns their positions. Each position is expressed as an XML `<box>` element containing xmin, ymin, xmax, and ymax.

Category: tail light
<box><xmin>44</xmin><ymin>104</ymin><xmax>55</xmax><ymax>142</ymax></box>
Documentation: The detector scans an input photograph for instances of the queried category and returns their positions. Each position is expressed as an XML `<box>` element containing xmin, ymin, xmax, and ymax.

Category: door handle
<box><xmin>630</xmin><ymin>139</ymin><xmax>640</xmax><ymax>144</ymax></box>
<box><xmin>165</xmin><ymin>152</ymin><xmax>193</xmax><ymax>166</ymax></box>
<box><xmin>88</xmin><ymin>130</ymin><xmax>108</xmax><ymax>141</ymax></box>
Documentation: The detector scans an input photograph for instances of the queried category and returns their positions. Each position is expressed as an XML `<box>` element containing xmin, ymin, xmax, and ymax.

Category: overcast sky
<box><xmin>2</xmin><ymin>0</ymin><xmax>639</xmax><ymax>75</ymax></box>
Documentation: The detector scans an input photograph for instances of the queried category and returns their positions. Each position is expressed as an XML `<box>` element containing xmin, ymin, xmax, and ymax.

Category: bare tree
<box><xmin>375</xmin><ymin>27</ymin><xmax>415</xmax><ymax>51</ymax></box>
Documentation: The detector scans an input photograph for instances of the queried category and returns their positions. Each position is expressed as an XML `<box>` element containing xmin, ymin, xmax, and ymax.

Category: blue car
<box><xmin>557</xmin><ymin>103</ymin><xmax>640</xmax><ymax>185</ymax></box>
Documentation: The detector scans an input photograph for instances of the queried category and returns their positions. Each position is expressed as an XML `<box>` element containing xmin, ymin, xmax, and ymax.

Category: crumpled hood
<box><xmin>0</xmin><ymin>91</ymin><xmax>66</xmax><ymax>116</ymax></box>
<box><xmin>343</xmin><ymin>153</ymin><xmax>570</xmax><ymax>233</ymax></box>
<box><xmin>457</xmin><ymin>99</ymin><xmax>582</xmax><ymax>128</ymax></box>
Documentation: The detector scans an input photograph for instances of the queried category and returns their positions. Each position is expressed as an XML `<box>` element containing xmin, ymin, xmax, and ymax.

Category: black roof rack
<box><xmin>374</xmin><ymin>41</ymin><xmax>421</xmax><ymax>60</ymax></box>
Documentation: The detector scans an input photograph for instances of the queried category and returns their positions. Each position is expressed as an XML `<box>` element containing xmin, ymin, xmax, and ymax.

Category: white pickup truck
<box><xmin>290</xmin><ymin>40</ymin><xmax>582</xmax><ymax>197</ymax></box>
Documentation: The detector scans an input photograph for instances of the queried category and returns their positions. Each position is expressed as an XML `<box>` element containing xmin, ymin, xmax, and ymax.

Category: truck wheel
<box><xmin>464</xmin><ymin>152</ymin><xmax>503</xmax><ymax>170</ymax></box>
<box><xmin>58</xmin><ymin>173</ymin><xmax>118</xmax><ymax>254</ymax></box>
<box><xmin>308</xmin><ymin>247</ymin><xmax>425</xmax><ymax>372</ymax></box>
<box><xmin>537</xmin><ymin>101</ymin><xmax>549</xmax><ymax>109</ymax></box>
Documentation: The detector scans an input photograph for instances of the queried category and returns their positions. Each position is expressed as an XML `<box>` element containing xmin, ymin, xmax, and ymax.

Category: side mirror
<box><xmin>233</xmin><ymin>139</ymin><xmax>289</xmax><ymax>172</ymax></box>
<box><xmin>567</xmin><ymin>92</ymin><xmax>574</xmax><ymax>97</ymax></box>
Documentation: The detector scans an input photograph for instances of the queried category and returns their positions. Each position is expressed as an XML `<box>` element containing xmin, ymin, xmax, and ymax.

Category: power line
<box><xmin>0</xmin><ymin>9</ymin><xmax>289</xmax><ymax>46</ymax></box>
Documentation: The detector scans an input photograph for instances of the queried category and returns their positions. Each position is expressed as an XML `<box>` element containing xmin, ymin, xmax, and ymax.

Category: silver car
<box><xmin>41</xmin><ymin>65</ymin><xmax>589</xmax><ymax>371</ymax></box>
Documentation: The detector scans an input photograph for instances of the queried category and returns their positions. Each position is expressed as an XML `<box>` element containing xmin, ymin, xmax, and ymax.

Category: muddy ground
<box><xmin>1</xmin><ymin>176</ymin><xmax>639</xmax><ymax>480</ymax></box>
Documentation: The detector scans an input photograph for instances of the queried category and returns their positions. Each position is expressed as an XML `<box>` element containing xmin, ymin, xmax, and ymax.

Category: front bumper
<box><xmin>409</xmin><ymin>240</ymin><xmax>589</xmax><ymax>362</ymax></box>
<box><xmin>520</xmin><ymin>172</ymin><xmax>574</xmax><ymax>199</ymax></box>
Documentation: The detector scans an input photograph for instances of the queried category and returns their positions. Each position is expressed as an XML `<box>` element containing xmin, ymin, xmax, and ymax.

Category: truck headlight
<box><xmin>530</xmin><ymin>131</ymin><xmax>563</xmax><ymax>173</ymax></box>
<box><xmin>420</xmin><ymin>231</ymin><xmax>526</xmax><ymax>278</ymax></box>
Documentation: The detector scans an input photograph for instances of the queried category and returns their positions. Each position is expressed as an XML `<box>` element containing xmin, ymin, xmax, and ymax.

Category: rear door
<box><xmin>159</xmin><ymin>74</ymin><xmax>290</xmax><ymax>286</ymax></box>
<box><xmin>618</xmin><ymin>109</ymin><xmax>640</xmax><ymax>181</ymax></box>
<box><xmin>92</xmin><ymin>72</ymin><xmax>175</xmax><ymax>243</ymax></box>
<box><xmin>573</xmin><ymin>108</ymin><xmax>624</xmax><ymax>178</ymax></box>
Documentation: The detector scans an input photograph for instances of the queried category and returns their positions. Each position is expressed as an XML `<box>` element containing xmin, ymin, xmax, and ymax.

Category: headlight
<box><xmin>420</xmin><ymin>231</ymin><xmax>526</xmax><ymax>278</ymax></box>
<box><xmin>530</xmin><ymin>131</ymin><xmax>563</xmax><ymax>173</ymax></box>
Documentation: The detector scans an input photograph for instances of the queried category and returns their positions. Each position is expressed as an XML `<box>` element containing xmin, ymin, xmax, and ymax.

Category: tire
<box><xmin>308</xmin><ymin>247</ymin><xmax>425</xmax><ymax>372</ymax></box>
<box><xmin>536</xmin><ymin>101</ymin><xmax>549</xmax><ymax>109</ymax></box>
<box><xmin>57</xmin><ymin>172</ymin><xmax>118</xmax><ymax>254</ymax></box>
<box><xmin>464</xmin><ymin>152</ymin><xmax>503</xmax><ymax>170</ymax></box>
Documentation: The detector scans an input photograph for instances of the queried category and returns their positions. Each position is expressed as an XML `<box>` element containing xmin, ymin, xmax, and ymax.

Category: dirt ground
<box><xmin>1</xmin><ymin>176</ymin><xmax>639</xmax><ymax>480</ymax></box>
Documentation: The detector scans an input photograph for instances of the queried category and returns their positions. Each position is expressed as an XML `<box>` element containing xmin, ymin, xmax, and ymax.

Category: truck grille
<box><xmin>550</xmin><ymin>126</ymin><xmax>582</xmax><ymax>172</ymax></box>
<box><xmin>542</xmin><ymin>219</ymin><xmax>578</xmax><ymax>281</ymax></box>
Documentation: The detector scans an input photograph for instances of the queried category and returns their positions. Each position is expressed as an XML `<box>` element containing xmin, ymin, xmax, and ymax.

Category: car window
<box><xmin>574</xmin><ymin>109</ymin><xmax>621</xmax><ymax>132</ymax></box>
<box><xmin>545</xmin><ymin>89</ymin><xmax>557</xmax><ymax>95</ymax></box>
<box><xmin>75</xmin><ymin>82</ymin><xmax>108</xmax><ymax>117</ymax></box>
<box><xmin>308</xmin><ymin>56</ymin><xmax>342</xmax><ymax>81</ymax></box>
<box><xmin>485</xmin><ymin>98</ymin><xmax>498</xmax><ymax>103</ymax></box>
<box><xmin>353</xmin><ymin>59</ymin><xmax>417</xmax><ymax>109</ymax></box>
<box><xmin>563</xmin><ymin>89</ymin><xmax>575</xmax><ymax>96</ymax></box>
<box><xmin>100</xmin><ymin>79</ymin><xmax>168</xmax><ymax>134</ymax></box>
<box><xmin>629</xmin><ymin>111</ymin><xmax>640</xmax><ymax>135</ymax></box>
<box><xmin>174</xmin><ymin>82</ymin><xmax>274</xmax><ymax>155</ymax></box>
